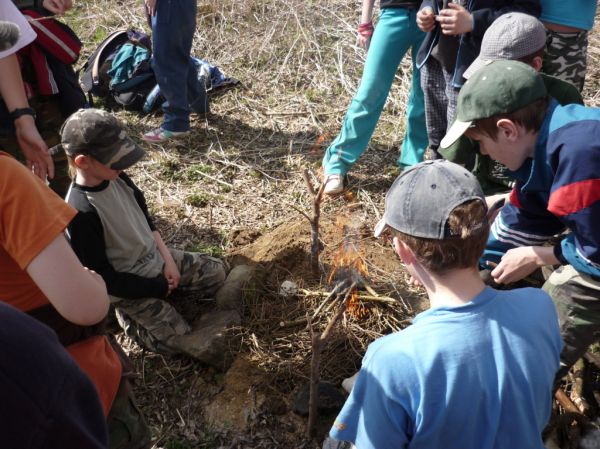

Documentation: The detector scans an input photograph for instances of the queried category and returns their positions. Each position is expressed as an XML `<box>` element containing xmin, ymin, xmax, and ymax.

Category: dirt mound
<box><xmin>228</xmin><ymin>213</ymin><xmax>408</xmax><ymax>286</ymax></box>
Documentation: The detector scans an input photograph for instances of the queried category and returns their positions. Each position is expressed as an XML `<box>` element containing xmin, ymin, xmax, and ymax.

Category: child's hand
<box><xmin>15</xmin><ymin>115</ymin><xmax>54</xmax><ymax>182</ymax></box>
<box><xmin>163</xmin><ymin>260</ymin><xmax>181</xmax><ymax>293</ymax></box>
<box><xmin>417</xmin><ymin>7</ymin><xmax>436</xmax><ymax>32</ymax></box>
<box><xmin>145</xmin><ymin>0</ymin><xmax>157</xmax><ymax>16</ymax></box>
<box><xmin>357</xmin><ymin>33</ymin><xmax>371</xmax><ymax>51</ymax></box>
<box><xmin>43</xmin><ymin>0</ymin><xmax>73</xmax><ymax>14</ymax></box>
<box><xmin>437</xmin><ymin>3</ymin><xmax>473</xmax><ymax>35</ymax></box>
<box><xmin>408</xmin><ymin>275</ymin><xmax>423</xmax><ymax>288</ymax></box>
<box><xmin>490</xmin><ymin>246</ymin><xmax>541</xmax><ymax>284</ymax></box>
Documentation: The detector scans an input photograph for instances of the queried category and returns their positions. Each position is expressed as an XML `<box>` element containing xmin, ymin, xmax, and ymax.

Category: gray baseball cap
<box><xmin>463</xmin><ymin>12</ymin><xmax>547</xmax><ymax>80</ymax></box>
<box><xmin>60</xmin><ymin>108</ymin><xmax>146</xmax><ymax>170</ymax></box>
<box><xmin>374</xmin><ymin>160</ymin><xmax>487</xmax><ymax>240</ymax></box>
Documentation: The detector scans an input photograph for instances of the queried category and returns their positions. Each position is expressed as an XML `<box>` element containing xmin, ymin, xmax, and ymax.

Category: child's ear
<box><xmin>73</xmin><ymin>154</ymin><xmax>90</xmax><ymax>168</ymax></box>
<box><xmin>531</xmin><ymin>56</ymin><xmax>543</xmax><ymax>72</ymax></box>
<box><xmin>393</xmin><ymin>237</ymin><xmax>416</xmax><ymax>264</ymax></box>
<box><xmin>496</xmin><ymin>118</ymin><xmax>519</xmax><ymax>141</ymax></box>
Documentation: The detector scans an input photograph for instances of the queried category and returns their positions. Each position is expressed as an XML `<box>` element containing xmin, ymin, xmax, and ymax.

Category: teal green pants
<box><xmin>322</xmin><ymin>8</ymin><xmax>426</xmax><ymax>175</ymax></box>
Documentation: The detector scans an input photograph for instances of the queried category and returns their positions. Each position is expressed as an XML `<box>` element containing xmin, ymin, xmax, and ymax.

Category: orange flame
<box><xmin>329</xmin><ymin>233</ymin><xmax>369</xmax><ymax>319</ymax></box>
<box><xmin>346</xmin><ymin>288</ymin><xmax>367</xmax><ymax>320</ymax></box>
<box><xmin>310</xmin><ymin>133</ymin><xmax>329</xmax><ymax>155</ymax></box>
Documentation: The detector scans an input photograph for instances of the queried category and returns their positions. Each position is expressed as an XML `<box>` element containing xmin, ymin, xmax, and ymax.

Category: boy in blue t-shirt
<box><xmin>330</xmin><ymin>160</ymin><xmax>562</xmax><ymax>449</ymax></box>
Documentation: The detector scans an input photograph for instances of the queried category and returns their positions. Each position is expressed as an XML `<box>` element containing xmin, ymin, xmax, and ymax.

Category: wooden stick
<box><xmin>310</xmin><ymin>282</ymin><xmax>346</xmax><ymax>320</ymax></box>
<box><xmin>188</xmin><ymin>169</ymin><xmax>233</xmax><ymax>189</ymax></box>
<box><xmin>569</xmin><ymin>358</ymin><xmax>590</xmax><ymax>415</ymax></box>
<box><xmin>363</xmin><ymin>284</ymin><xmax>379</xmax><ymax>297</ymax></box>
<box><xmin>299</xmin><ymin>288</ymin><xmax>397</xmax><ymax>304</ymax></box>
<box><xmin>295</xmin><ymin>169</ymin><xmax>325</xmax><ymax>275</ymax></box>
<box><xmin>279</xmin><ymin>317</ymin><xmax>308</xmax><ymax>329</ymax></box>
<box><xmin>555</xmin><ymin>388</ymin><xmax>581</xmax><ymax>415</ymax></box>
<box><xmin>302</xmin><ymin>169</ymin><xmax>316</xmax><ymax>196</ymax></box>
<box><xmin>306</xmin><ymin>283</ymin><xmax>355</xmax><ymax>438</ymax></box>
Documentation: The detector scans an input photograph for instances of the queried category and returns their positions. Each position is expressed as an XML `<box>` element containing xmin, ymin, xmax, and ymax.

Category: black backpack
<box><xmin>79</xmin><ymin>29</ymin><xmax>157</xmax><ymax>111</ymax></box>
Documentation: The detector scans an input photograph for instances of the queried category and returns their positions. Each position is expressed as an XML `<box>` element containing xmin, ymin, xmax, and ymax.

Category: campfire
<box><xmin>328</xmin><ymin>223</ymin><xmax>369</xmax><ymax>320</ymax></box>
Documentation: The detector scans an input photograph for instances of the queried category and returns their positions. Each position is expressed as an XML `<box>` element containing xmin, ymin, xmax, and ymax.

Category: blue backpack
<box><xmin>79</xmin><ymin>29</ymin><xmax>159</xmax><ymax>111</ymax></box>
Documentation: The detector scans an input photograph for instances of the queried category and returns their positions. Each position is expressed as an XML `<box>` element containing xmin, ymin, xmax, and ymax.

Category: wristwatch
<box><xmin>9</xmin><ymin>107</ymin><xmax>36</xmax><ymax>121</ymax></box>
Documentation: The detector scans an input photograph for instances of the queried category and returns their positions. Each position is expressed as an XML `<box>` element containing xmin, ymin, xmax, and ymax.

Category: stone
<box><xmin>292</xmin><ymin>382</ymin><xmax>346</xmax><ymax>417</ymax></box>
<box><xmin>215</xmin><ymin>264</ymin><xmax>255</xmax><ymax>311</ymax></box>
<box><xmin>168</xmin><ymin>309</ymin><xmax>241</xmax><ymax>370</ymax></box>
<box><xmin>322</xmin><ymin>437</ymin><xmax>354</xmax><ymax>449</ymax></box>
<box><xmin>341</xmin><ymin>372</ymin><xmax>359</xmax><ymax>394</ymax></box>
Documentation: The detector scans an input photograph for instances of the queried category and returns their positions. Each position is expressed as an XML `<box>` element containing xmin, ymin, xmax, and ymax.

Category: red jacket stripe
<box><xmin>548</xmin><ymin>179</ymin><xmax>600</xmax><ymax>217</ymax></box>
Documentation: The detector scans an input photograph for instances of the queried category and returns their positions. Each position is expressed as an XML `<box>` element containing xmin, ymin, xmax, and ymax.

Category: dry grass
<box><xmin>61</xmin><ymin>0</ymin><xmax>600</xmax><ymax>447</ymax></box>
<box><xmin>65</xmin><ymin>0</ymin><xmax>416</xmax><ymax>447</ymax></box>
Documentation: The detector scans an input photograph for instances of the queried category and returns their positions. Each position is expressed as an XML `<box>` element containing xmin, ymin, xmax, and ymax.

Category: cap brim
<box><xmin>463</xmin><ymin>57</ymin><xmax>489</xmax><ymax>80</ymax></box>
<box><xmin>373</xmin><ymin>218</ymin><xmax>388</xmax><ymax>238</ymax></box>
<box><xmin>440</xmin><ymin>120</ymin><xmax>473</xmax><ymax>149</ymax></box>
<box><xmin>463</xmin><ymin>58</ymin><xmax>484</xmax><ymax>80</ymax></box>
<box><xmin>108</xmin><ymin>136</ymin><xmax>146</xmax><ymax>170</ymax></box>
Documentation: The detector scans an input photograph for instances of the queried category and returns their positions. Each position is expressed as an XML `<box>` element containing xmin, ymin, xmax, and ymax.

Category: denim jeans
<box><xmin>152</xmin><ymin>0</ymin><xmax>208</xmax><ymax>132</ymax></box>
<box><xmin>322</xmin><ymin>8</ymin><xmax>427</xmax><ymax>175</ymax></box>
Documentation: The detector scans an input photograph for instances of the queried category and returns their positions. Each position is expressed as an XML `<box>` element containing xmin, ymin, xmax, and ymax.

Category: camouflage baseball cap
<box><xmin>60</xmin><ymin>108</ymin><xmax>146</xmax><ymax>170</ymax></box>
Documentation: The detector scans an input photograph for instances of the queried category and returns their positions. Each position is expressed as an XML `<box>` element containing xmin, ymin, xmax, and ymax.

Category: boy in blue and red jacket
<box><xmin>440</xmin><ymin>60</ymin><xmax>600</xmax><ymax>383</ymax></box>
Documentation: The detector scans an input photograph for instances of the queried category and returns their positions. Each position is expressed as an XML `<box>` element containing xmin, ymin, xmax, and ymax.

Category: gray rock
<box><xmin>292</xmin><ymin>382</ymin><xmax>346</xmax><ymax>417</ymax></box>
<box><xmin>341</xmin><ymin>372</ymin><xmax>359</xmax><ymax>394</ymax></box>
<box><xmin>215</xmin><ymin>264</ymin><xmax>255</xmax><ymax>311</ymax></box>
<box><xmin>322</xmin><ymin>437</ymin><xmax>353</xmax><ymax>449</ymax></box>
<box><xmin>168</xmin><ymin>309</ymin><xmax>241</xmax><ymax>370</ymax></box>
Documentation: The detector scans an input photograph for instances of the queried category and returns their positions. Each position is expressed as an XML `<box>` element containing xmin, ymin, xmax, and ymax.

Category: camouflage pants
<box><xmin>542</xmin><ymin>29</ymin><xmax>588</xmax><ymax>92</ymax></box>
<box><xmin>107</xmin><ymin>378</ymin><xmax>152</xmax><ymax>449</ymax></box>
<box><xmin>543</xmin><ymin>265</ymin><xmax>600</xmax><ymax>383</ymax></box>
<box><xmin>111</xmin><ymin>249</ymin><xmax>228</xmax><ymax>354</ymax></box>
<box><xmin>0</xmin><ymin>96</ymin><xmax>71</xmax><ymax>198</ymax></box>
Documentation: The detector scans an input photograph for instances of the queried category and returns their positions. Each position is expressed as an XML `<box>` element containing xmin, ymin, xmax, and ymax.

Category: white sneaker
<box><xmin>323</xmin><ymin>174</ymin><xmax>345</xmax><ymax>195</ymax></box>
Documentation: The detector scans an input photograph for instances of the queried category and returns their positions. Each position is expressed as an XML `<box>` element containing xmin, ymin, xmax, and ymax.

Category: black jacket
<box><xmin>416</xmin><ymin>0</ymin><xmax>541</xmax><ymax>87</ymax></box>
<box><xmin>380</xmin><ymin>0</ymin><xmax>421</xmax><ymax>9</ymax></box>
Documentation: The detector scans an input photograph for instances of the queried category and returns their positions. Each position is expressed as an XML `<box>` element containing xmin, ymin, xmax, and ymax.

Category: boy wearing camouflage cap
<box><xmin>63</xmin><ymin>108</ymin><xmax>229</xmax><ymax>364</ymax></box>
<box><xmin>330</xmin><ymin>160</ymin><xmax>561</xmax><ymax>449</ymax></box>
<box><xmin>441</xmin><ymin>60</ymin><xmax>600</xmax><ymax>382</ymax></box>
<box><xmin>440</xmin><ymin>12</ymin><xmax>583</xmax><ymax>195</ymax></box>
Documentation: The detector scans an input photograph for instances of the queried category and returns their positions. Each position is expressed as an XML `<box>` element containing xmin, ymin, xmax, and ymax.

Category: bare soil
<box><xmin>63</xmin><ymin>0</ymin><xmax>600</xmax><ymax>447</ymax></box>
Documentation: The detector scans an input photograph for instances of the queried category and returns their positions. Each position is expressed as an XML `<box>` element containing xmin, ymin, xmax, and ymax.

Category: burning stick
<box><xmin>299</xmin><ymin>288</ymin><xmax>397</xmax><ymax>305</ymax></box>
<box><xmin>306</xmin><ymin>282</ymin><xmax>357</xmax><ymax>438</ymax></box>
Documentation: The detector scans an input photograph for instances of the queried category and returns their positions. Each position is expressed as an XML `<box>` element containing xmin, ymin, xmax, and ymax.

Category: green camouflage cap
<box><xmin>60</xmin><ymin>108</ymin><xmax>146</xmax><ymax>170</ymax></box>
<box><xmin>440</xmin><ymin>60</ymin><xmax>547</xmax><ymax>149</ymax></box>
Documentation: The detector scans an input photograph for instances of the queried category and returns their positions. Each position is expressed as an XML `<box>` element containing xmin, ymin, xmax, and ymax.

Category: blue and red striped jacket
<box><xmin>484</xmin><ymin>100</ymin><xmax>600</xmax><ymax>278</ymax></box>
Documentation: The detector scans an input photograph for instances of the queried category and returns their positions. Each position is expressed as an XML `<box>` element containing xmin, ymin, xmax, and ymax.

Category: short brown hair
<box><xmin>393</xmin><ymin>200</ymin><xmax>489</xmax><ymax>274</ymax></box>
<box><xmin>471</xmin><ymin>96</ymin><xmax>549</xmax><ymax>141</ymax></box>
<box><xmin>517</xmin><ymin>46</ymin><xmax>545</xmax><ymax>66</ymax></box>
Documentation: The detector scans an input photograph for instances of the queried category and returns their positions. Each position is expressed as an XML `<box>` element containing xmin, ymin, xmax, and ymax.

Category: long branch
<box><xmin>306</xmin><ymin>283</ymin><xmax>356</xmax><ymax>437</ymax></box>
